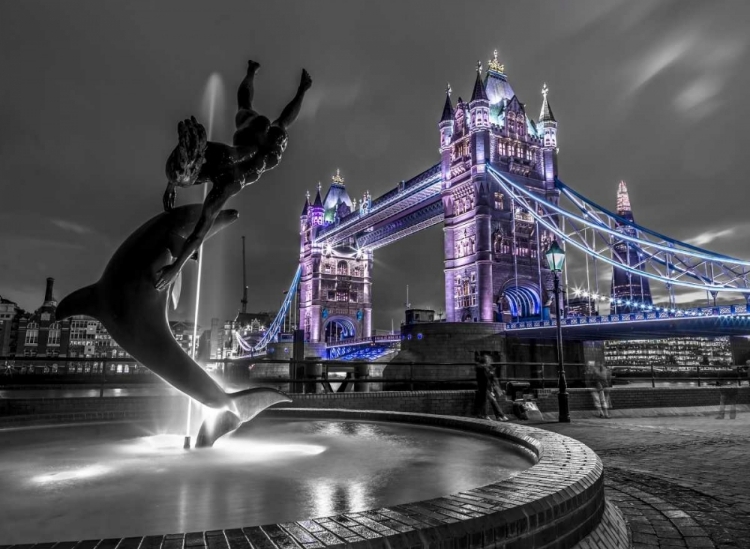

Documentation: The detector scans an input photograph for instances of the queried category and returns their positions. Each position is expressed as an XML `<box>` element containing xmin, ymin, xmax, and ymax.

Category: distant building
<box><xmin>610</xmin><ymin>182</ymin><xmax>652</xmax><ymax>313</ymax></box>
<box><xmin>405</xmin><ymin>309</ymin><xmax>435</xmax><ymax>324</ymax></box>
<box><xmin>0</xmin><ymin>295</ymin><xmax>21</xmax><ymax>357</ymax></box>
<box><xmin>169</xmin><ymin>320</ymin><xmax>202</xmax><ymax>356</ymax></box>
<box><xmin>5</xmin><ymin>279</ymin><xmax>214</xmax><ymax>374</ymax></box>
<box><xmin>566</xmin><ymin>296</ymin><xmax>598</xmax><ymax>317</ymax></box>
<box><xmin>604</xmin><ymin>337</ymin><xmax>732</xmax><ymax>367</ymax></box>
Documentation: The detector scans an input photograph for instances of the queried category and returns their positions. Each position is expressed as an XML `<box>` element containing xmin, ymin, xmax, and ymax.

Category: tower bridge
<box><xmin>240</xmin><ymin>50</ymin><xmax>750</xmax><ymax>356</ymax></box>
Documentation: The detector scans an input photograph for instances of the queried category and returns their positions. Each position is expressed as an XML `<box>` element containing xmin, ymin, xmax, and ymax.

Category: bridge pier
<box><xmin>384</xmin><ymin>321</ymin><xmax>590</xmax><ymax>389</ymax></box>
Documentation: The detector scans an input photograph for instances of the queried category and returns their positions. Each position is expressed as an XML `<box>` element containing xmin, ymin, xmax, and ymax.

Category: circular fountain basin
<box><xmin>0</xmin><ymin>417</ymin><xmax>533</xmax><ymax>544</ymax></box>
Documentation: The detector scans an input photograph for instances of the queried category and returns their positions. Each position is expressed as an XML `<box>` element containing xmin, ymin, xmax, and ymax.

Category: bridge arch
<box><xmin>499</xmin><ymin>284</ymin><xmax>542</xmax><ymax>321</ymax></box>
<box><xmin>323</xmin><ymin>316</ymin><xmax>358</xmax><ymax>344</ymax></box>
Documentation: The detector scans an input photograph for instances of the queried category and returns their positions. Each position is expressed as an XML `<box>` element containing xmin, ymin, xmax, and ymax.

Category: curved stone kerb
<box><xmin>264</xmin><ymin>408</ymin><xmax>607</xmax><ymax>549</ymax></box>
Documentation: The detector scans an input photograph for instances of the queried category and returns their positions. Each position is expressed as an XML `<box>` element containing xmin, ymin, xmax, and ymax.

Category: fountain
<box><xmin>2</xmin><ymin>59</ymin><xmax>611</xmax><ymax>548</ymax></box>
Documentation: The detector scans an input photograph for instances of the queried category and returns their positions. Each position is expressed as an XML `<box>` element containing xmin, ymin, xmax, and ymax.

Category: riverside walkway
<box><xmin>534</xmin><ymin>413</ymin><xmax>750</xmax><ymax>549</ymax></box>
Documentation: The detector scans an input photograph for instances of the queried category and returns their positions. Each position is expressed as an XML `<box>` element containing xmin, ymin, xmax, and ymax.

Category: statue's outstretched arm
<box><xmin>155</xmin><ymin>180</ymin><xmax>242</xmax><ymax>290</ymax></box>
<box><xmin>273</xmin><ymin>69</ymin><xmax>312</xmax><ymax>130</ymax></box>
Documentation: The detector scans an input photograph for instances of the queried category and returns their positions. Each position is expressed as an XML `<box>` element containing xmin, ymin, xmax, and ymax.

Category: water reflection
<box><xmin>0</xmin><ymin>419</ymin><xmax>532</xmax><ymax>544</ymax></box>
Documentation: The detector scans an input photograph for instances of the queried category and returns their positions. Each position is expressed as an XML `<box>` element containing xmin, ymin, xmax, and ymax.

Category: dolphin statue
<box><xmin>56</xmin><ymin>204</ymin><xmax>291</xmax><ymax>447</ymax></box>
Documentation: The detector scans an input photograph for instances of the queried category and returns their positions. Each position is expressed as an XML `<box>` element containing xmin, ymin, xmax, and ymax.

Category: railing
<box><xmin>1</xmin><ymin>357</ymin><xmax>746</xmax><ymax>396</ymax></box>
<box><xmin>325</xmin><ymin>334</ymin><xmax>401</xmax><ymax>348</ymax></box>
<box><xmin>506</xmin><ymin>303</ymin><xmax>750</xmax><ymax>330</ymax></box>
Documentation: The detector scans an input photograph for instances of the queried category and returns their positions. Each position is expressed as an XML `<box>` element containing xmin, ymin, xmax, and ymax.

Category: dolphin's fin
<box><xmin>57</xmin><ymin>284</ymin><xmax>100</xmax><ymax>320</ymax></box>
<box><xmin>170</xmin><ymin>271</ymin><xmax>182</xmax><ymax>310</ymax></box>
<box><xmin>194</xmin><ymin>387</ymin><xmax>292</xmax><ymax>448</ymax></box>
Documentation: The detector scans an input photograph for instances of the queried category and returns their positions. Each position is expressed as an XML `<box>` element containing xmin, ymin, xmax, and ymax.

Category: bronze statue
<box><xmin>155</xmin><ymin>60</ymin><xmax>312</xmax><ymax>290</ymax></box>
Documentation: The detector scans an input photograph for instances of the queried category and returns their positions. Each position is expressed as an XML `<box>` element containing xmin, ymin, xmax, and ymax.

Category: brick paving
<box><xmin>533</xmin><ymin>413</ymin><xmax>750</xmax><ymax>548</ymax></box>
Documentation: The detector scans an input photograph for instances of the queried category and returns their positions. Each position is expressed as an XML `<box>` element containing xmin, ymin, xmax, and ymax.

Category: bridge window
<box><xmin>324</xmin><ymin>263</ymin><xmax>332</xmax><ymax>274</ymax></box>
<box><xmin>353</xmin><ymin>266</ymin><xmax>361</xmax><ymax>277</ymax></box>
<box><xmin>337</xmin><ymin>261</ymin><xmax>348</xmax><ymax>275</ymax></box>
<box><xmin>336</xmin><ymin>291</ymin><xmax>348</xmax><ymax>302</ymax></box>
<box><xmin>494</xmin><ymin>192</ymin><xmax>504</xmax><ymax>210</ymax></box>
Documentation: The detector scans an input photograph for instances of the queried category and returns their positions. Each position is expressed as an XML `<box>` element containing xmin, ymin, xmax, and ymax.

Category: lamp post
<box><xmin>545</xmin><ymin>239</ymin><xmax>570</xmax><ymax>423</ymax></box>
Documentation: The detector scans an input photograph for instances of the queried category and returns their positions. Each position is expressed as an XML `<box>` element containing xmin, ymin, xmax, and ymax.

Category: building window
<box><xmin>47</xmin><ymin>322</ymin><xmax>61</xmax><ymax>346</ymax></box>
<box><xmin>494</xmin><ymin>192</ymin><xmax>504</xmax><ymax>210</ymax></box>
<box><xmin>337</xmin><ymin>261</ymin><xmax>348</xmax><ymax>275</ymax></box>
<box><xmin>324</xmin><ymin>263</ymin><xmax>332</xmax><ymax>274</ymax></box>
<box><xmin>25</xmin><ymin>324</ymin><xmax>39</xmax><ymax>345</ymax></box>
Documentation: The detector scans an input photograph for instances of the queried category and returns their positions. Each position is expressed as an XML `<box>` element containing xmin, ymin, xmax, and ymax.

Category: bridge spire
<box><xmin>470</xmin><ymin>64</ymin><xmax>489</xmax><ymax>102</ymax></box>
<box><xmin>539</xmin><ymin>82</ymin><xmax>556</xmax><ymax>123</ymax></box>
<box><xmin>300</xmin><ymin>191</ymin><xmax>310</xmax><ymax>216</ymax></box>
<box><xmin>440</xmin><ymin>83</ymin><xmax>454</xmax><ymax>122</ymax></box>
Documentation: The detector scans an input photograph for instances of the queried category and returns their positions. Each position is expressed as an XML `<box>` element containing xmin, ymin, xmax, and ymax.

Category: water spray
<box><xmin>185</xmin><ymin>72</ymin><xmax>224</xmax><ymax>450</ymax></box>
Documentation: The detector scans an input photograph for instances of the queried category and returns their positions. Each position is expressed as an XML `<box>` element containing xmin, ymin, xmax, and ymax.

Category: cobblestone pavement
<box><xmin>531</xmin><ymin>413</ymin><xmax>750</xmax><ymax>548</ymax></box>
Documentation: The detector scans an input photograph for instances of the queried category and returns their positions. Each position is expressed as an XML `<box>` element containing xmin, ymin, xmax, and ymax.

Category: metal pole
<box><xmin>650</xmin><ymin>363</ymin><xmax>655</xmax><ymax>388</ymax></box>
<box><xmin>554</xmin><ymin>272</ymin><xmax>570</xmax><ymax>422</ymax></box>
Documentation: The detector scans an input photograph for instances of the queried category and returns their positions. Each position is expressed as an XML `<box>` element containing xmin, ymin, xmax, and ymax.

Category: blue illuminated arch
<box><xmin>502</xmin><ymin>286</ymin><xmax>542</xmax><ymax>319</ymax></box>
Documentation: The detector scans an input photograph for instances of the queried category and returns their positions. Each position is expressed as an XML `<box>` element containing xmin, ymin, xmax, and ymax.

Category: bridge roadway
<box><xmin>505</xmin><ymin>303</ymin><xmax>750</xmax><ymax>340</ymax></box>
<box><xmin>315</xmin><ymin>164</ymin><xmax>442</xmax><ymax>249</ymax></box>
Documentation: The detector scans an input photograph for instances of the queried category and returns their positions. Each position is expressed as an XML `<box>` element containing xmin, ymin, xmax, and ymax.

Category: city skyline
<box><xmin>2</xmin><ymin>1</ymin><xmax>750</xmax><ymax>329</ymax></box>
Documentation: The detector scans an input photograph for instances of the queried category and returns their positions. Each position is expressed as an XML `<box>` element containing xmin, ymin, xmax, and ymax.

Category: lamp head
<box><xmin>545</xmin><ymin>239</ymin><xmax>566</xmax><ymax>272</ymax></box>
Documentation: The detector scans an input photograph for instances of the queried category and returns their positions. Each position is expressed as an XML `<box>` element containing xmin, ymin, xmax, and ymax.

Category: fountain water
<box><xmin>185</xmin><ymin>73</ymin><xmax>226</xmax><ymax>449</ymax></box>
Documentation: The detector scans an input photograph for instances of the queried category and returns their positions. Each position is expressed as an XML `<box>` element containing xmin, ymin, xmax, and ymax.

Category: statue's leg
<box><xmin>272</xmin><ymin>69</ymin><xmax>312</xmax><ymax>130</ymax></box>
<box><xmin>237</xmin><ymin>60</ymin><xmax>261</xmax><ymax>111</ymax></box>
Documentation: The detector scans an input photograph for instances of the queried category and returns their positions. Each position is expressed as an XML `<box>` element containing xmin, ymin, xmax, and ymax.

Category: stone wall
<box><xmin>2</xmin><ymin>387</ymin><xmax>748</xmax><ymax>428</ymax></box>
<box><xmin>536</xmin><ymin>386</ymin><xmax>750</xmax><ymax>413</ymax></box>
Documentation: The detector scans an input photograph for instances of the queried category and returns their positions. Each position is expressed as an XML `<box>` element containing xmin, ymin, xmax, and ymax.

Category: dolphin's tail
<box><xmin>57</xmin><ymin>284</ymin><xmax>100</xmax><ymax>320</ymax></box>
<box><xmin>195</xmin><ymin>387</ymin><xmax>292</xmax><ymax>448</ymax></box>
<box><xmin>229</xmin><ymin>387</ymin><xmax>292</xmax><ymax>422</ymax></box>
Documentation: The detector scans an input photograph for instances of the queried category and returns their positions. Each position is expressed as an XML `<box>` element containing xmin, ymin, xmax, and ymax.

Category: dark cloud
<box><xmin>2</xmin><ymin>0</ymin><xmax>750</xmax><ymax>326</ymax></box>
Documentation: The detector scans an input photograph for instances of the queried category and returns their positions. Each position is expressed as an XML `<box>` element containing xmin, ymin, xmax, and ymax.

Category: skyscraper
<box><xmin>610</xmin><ymin>181</ymin><xmax>652</xmax><ymax>313</ymax></box>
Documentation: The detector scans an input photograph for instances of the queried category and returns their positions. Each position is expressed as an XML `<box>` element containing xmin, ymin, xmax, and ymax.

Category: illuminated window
<box><xmin>337</xmin><ymin>261</ymin><xmax>348</xmax><ymax>276</ymax></box>
<box><xmin>494</xmin><ymin>192</ymin><xmax>504</xmax><ymax>210</ymax></box>
<box><xmin>25</xmin><ymin>322</ymin><xmax>39</xmax><ymax>345</ymax></box>
<box><xmin>47</xmin><ymin>323</ymin><xmax>61</xmax><ymax>346</ymax></box>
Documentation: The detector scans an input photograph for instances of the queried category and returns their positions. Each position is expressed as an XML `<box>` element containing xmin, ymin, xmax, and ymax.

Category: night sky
<box><xmin>2</xmin><ymin>1</ymin><xmax>750</xmax><ymax>330</ymax></box>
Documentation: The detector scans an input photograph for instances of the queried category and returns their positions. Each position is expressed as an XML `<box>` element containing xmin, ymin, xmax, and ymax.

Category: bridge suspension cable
<box><xmin>234</xmin><ymin>266</ymin><xmax>302</xmax><ymax>355</ymax></box>
<box><xmin>488</xmin><ymin>166</ymin><xmax>750</xmax><ymax>296</ymax></box>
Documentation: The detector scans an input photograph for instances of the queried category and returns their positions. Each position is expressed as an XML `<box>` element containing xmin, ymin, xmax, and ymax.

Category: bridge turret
<box><xmin>439</xmin><ymin>85</ymin><xmax>454</xmax><ymax>188</ymax></box>
<box><xmin>539</xmin><ymin>83</ymin><xmax>558</xmax><ymax>186</ymax></box>
<box><xmin>322</xmin><ymin>169</ymin><xmax>353</xmax><ymax>225</ymax></box>
<box><xmin>310</xmin><ymin>182</ymin><xmax>324</xmax><ymax>227</ymax></box>
<box><xmin>469</xmin><ymin>62</ymin><xmax>490</xmax><ymax>133</ymax></box>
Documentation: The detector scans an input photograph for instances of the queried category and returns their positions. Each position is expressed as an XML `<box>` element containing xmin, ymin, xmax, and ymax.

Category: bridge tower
<box><xmin>441</xmin><ymin>52</ymin><xmax>558</xmax><ymax>323</ymax></box>
<box><xmin>298</xmin><ymin>173</ymin><xmax>373</xmax><ymax>343</ymax></box>
<box><xmin>610</xmin><ymin>181</ymin><xmax>652</xmax><ymax>312</ymax></box>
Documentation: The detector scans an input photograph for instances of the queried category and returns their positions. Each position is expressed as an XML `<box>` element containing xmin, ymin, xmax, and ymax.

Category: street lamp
<box><xmin>545</xmin><ymin>238</ymin><xmax>570</xmax><ymax>423</ymax></box>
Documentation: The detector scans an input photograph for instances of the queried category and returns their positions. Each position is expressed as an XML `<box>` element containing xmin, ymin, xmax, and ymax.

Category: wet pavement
<box><xmin>532</xmin><ymin>414</ymin><xmax>750</xmax><ymax>548</ymax></box>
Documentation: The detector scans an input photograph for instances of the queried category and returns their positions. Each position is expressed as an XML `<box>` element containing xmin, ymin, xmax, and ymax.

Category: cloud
<box><xmin>630</xmin><ymin>35</ymin><xmax>695</xmax><ymax>92</ymax></box>
<box><xmin>674</xmin><ymin>77</ymin><xmax>722</xmax><ymax>118</ymax></box>
<box><xmin>684</xmin><ymin>228</ymin><xmax>734</xmax><ymax>247</ymax></box>
<box><xmin>51</xmin><ymin>219</ymin><xmax>93</xmax><ymax>235</ymax></box>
